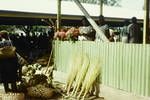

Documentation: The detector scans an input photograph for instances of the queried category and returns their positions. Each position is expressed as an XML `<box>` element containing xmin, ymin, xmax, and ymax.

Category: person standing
<box><xmin>78</xmin><ymin>17</ymin><xmax>95</xmax><ymax>41</ymax></box>
<box><xmin>0</xmin><ymin>30</ymin><xmax>20</xmax><ymax>93</ymax></box>
<box><xmin>127</xmin><ymin>17</ymin><xmax>142</xmax><ymax>43</ymax></box>
<box><xmin>95</xmin><ymin>15</ymin><xmax>110</xmax><ymax>41</ymax></box>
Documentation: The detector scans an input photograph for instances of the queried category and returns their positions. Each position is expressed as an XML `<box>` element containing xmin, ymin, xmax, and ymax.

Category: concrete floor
<box><xmin>53</xmin><ymin>71</ymin><xmax>150</xmax><ymax>100</ymax></box>
<box><xmin>0</xmin><ymin>84</ymin><xmax>4</xmax><ymax>92</ymax></box>
<box><xmin>0</xmin><ymin>71</ymin><xmax>150</xmax><ymax>100</ymax></box>
<box><xmin>100</xmin><ymin>85</ymin><xmax>150</xmax><ymax>100</ymax></box>
<box><xmin>0</xmin><ymin>84</ymin><xmax>4</xmax><ymax>100</ymax></box>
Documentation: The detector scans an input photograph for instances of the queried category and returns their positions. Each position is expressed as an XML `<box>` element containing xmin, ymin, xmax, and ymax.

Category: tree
<box><xmin>62</xmin><ymin>0</ymin><xmax>121</xmax><ymax>6</ymax></box>
<box><xmin>15</xmin><ymin>25</ymin><xmax>48</xmax><ymax>36</ymax></box>
<box><xmin>0</xmin><ymin>25</ymin><xmax>16</xmax><ymax>33</ymax></box>
<box><xmin>102</xmin><ymin>0</ymin><xmax>121</xmax><ymax>6</ymax></box>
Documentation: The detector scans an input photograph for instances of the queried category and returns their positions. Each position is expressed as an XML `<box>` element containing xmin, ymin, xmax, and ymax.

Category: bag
<box><xmin>0</xmin><ymin>46</ymin><xmax>16</xmax><ymax>59</ymax></box>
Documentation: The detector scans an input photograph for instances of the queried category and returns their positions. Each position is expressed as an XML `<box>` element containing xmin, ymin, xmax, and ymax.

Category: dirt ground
<box><xmin>0</xmin><ymin>71</ymin><xmax>150</xmax><ymax>100</ymax></box>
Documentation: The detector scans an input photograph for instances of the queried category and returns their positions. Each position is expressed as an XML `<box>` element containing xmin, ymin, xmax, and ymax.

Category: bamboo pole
<box><xmin>57</xmin><ymin>0</ymin><xmax>61</xmax><ymax>31</ymax></box>
<box><xmin>100</xmin><ymin>0</ymin><xmax>103</xmax><ymax>15</ymax></box>
<box><xmin>73</xmin><ymin>0</ymin><xmax>109</xmax><ymax>42</ymax></box>
<box><xmin>143</xmin><ymin>0</ymin><xmax>149</xmax><ymax>44</ymax></box>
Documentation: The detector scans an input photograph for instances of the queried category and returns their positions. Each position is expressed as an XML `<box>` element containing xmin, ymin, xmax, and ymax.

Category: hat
<box><xmin>0</xmin><ymin>30</ymin><xmax>9</xmax><ymax>39</ymax></box>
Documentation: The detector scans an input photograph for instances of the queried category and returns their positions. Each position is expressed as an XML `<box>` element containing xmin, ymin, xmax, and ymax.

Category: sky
<box><xmin>120</xmin><ymin>0</ymin><xmax>144</xmax><ymax>10</ymax></box>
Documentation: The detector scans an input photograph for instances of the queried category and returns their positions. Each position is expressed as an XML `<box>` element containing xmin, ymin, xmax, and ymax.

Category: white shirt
<box><xmin>95</xmin><ymin>24</ymin><xmax>109</xmax><ymax>41</ymax></box>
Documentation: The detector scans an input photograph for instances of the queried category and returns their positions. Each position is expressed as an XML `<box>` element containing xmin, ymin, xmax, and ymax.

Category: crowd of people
<box><xmin>54</xmin><ymin>15</ymin><xmax>144</xmax><ymax>43</ymax></box>
<box><xmin>9</xmin><ymin>30</ymin><xmax>54</xmax><ymax>63</ymax></box>
<box><xmin>80</xmin><ymin>16</ymin><xmax>143</xmax><ymax>43</ymax></box>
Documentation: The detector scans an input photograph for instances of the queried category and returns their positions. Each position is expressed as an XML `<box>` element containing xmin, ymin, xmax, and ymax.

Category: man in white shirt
<box><xmin>95</xmin><ymin>15</ymin><xmax>110</xmax><ymax>41</ymax></box>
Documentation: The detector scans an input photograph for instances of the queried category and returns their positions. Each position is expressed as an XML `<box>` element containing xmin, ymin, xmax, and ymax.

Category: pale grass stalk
<box><xmin>71</xmin><ymin>54</ymin><xmax>90</xmax><ymax>96</ymax></box>
<box><xmin>78</xmin><ymin>59</ymin><xmax>101</xmax><ymax>99</ymax></box>
<box><xmin>65</xmin><ymin>52</ymin><xmax>83</xmax><ymax>94</ymax></box>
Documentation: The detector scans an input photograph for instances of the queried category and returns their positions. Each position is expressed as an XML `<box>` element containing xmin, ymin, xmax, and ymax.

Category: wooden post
<box><xmin>73</xmin><ymin>0</ymin><xmax>109</xmax><ymax>42</ymax></box>
<box><xmin>143</xmin><ymin>0</ymin><xmax>149</xmax><ymax>44</ymax></box>
<box><xmin>57</xmin><ymin>0</ymin><xmax>61</xmax><ymax>31</ymax></box>
<box><xmin>100</xmin><ymin>0</ymin><xmax>103</xmax><ymax>15</ymax></box>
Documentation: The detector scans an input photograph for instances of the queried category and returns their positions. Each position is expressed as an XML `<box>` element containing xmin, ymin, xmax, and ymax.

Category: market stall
<box><xmin>0</xmin><ymin>0</ymin><xmax>150</xmax><ymax>100</ymax></box>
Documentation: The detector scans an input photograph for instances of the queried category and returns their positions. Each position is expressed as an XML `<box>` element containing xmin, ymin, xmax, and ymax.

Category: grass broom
<box><xmin>78</xmin><ymin>58</ymin><xmax>101</xmax><ymax>99</ymax></box>
<box><xmin>71</xmin><ymin>54</ymin><xmax>90</xmax><ymax>96</ymax></box>
<box><xmin>65</xmin><ymin>51</ymin><xmax>83</xmax><ymax>94</ymax></box>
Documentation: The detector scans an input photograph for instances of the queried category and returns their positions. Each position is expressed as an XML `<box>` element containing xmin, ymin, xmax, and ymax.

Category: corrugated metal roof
<box><xmin>0</xmin><ymin>0</ymin><xmax>144</xmax><ymax>19</ymax></box>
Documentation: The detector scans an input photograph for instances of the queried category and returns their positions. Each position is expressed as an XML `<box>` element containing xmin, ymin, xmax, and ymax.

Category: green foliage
<box><xmin>0</xmin><ymin>25</ymin><xmax>16</xmax><ymax>33</ymax></box>
<box><xmin>62</xmin><ymin>0</ymin><xmax>121</xmax><ymax>6</ymax></box>
<box><xmin>15</xmin><ymin>25</ymin><xmax>47</xmax><ymax>33</ymax></box>
<box><xmin>0</xmin><ymin>25</ymin><xmax>48</xmax><ymax>35</ymax></box>
<box><xmin>103</xmin><ymin>0</ymin><xmax>121</xmax><ymax>6</ymax></box>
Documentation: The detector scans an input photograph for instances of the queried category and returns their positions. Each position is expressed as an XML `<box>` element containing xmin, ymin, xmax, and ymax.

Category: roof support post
<box><xmin>100</xmin><ymin>0</ymin><xmax>103</xmax><ymax>15</ymax></box>
<box><xmin>73</xmin><ymin>0</ymin><xmax>109</xmax><ymax>42</ymax></box>
<box><xmin>143</xmin><ymin>0</ymin><xmax>149</xmax><ymax>44</ymax></box>
<box><xmin>57</xmin><ymin>0</ymin><xmax>61</xmax><ymax>31</ymax></box>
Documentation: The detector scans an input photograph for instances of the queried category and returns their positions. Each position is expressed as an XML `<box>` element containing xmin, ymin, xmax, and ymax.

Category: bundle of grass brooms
<box><xmin>65</xmin><ymin>51</ymin><xmax>101</xmax><ymax>100</ymax></box>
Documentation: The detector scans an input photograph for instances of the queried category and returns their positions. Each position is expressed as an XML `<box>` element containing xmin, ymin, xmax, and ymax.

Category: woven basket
<box><xmin>0</xmin><ymin>46</ymin><xmax>16</xmax><ymax>59</ymax></box>
<box><xmin>1</xmin><ymin>93</ymin><xmax>24</xmax><ymax>100</ymax></box>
